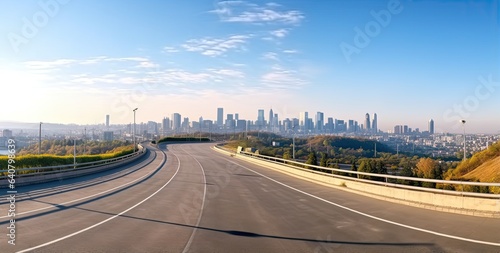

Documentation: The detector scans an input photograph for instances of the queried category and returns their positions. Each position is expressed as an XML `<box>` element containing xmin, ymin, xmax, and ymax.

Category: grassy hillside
<box><xmin>446</xmin><ymin>140</ymin><xmax>500</xmax><ymax>183</ymax></box>
<box><xmin>463</xmin><ymin>156</ymin><xmax>500</xmax><ymax>182</ymax></box>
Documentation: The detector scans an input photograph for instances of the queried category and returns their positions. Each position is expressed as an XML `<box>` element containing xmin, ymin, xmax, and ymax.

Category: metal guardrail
<box><xmin>0</xmin><ymin>145</ymin><xmax>146</xmax><ymax>180</ymax></box>
<box><xmin>237</xmin><ymin>150</ymin><xmax>500</xmax><ymax>199</ymax></box>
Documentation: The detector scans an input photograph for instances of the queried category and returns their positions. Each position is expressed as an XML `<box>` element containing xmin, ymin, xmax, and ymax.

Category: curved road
<box><xmin>0</xmin><ymin>143</ymin><xmax>499</xmax><ymax>252</ymax></box>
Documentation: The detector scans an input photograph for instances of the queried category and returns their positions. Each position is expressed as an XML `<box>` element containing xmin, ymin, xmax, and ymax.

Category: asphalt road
<box><xmin>0</xmin><ymin>143</ymin><xmax>499</xmax><ymax>253</ymax></box>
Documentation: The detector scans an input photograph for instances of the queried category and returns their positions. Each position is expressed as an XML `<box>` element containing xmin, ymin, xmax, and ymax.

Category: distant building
<box><xmin>2</xmin><ymin>129</ymin><xmax>13</xmax><ymax>138</ymax></box>
<box><xmin>429</xmin><ymin>119</ymin><xmax>435</xmax><ymax>134</ymax></box>
<box><xmin>268</xmin><ymin>108</ymin><xmax>274</xmax><ymax>128</ymax></box>
<box><xmin>257</xmin><ymin>109</ymin><xmax>265</xmax><ymax>128</ymax></box>
<box><xmin>217</xmin><ymin>108</ymin><xmax>224</xmax><ymax>127</ymax></box>
<box><xmin>316</xmin><ymin>112</ymin><xmax>324</xmax><ymax>132</ymax></box>
<box><xmin>372</xmin><ymin>113</ymin><xmax>378</xmax><ymax>133</ymax></box>
<box><xmin>365</xmin><ymin>113</ymin><xmax>371</xmax><ymax>131</ymax></box>
<box><xmin>299</xmin><ymin>112</ymin><xmax>309</xmax><ymax>131</ymax></box>
<box><xmin>106</xmin><ymin>115</ymin><xmax>110</xmax><ymax>128</ymax></box>
<box><xmin>103</xmin><ymin>131</ymin><xmax>114</xmax><ymax>141</ymax></box>
<box><xmin>162</xmin><ymin>117</ymin><xmax>171</xmax><ymax>134</ymax></box>
<box><xmin>172</xmin><ymin>113</ymin><xmax>181</xmax><ymax>132</ymax></box>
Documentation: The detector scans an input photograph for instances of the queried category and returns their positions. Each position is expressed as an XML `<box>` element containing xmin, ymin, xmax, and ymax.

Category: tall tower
<box><xmin>268</xmin><ymin>108</ymin><xmax>274</xmax><ymax>128</ymax></box>
<box><xmin>299</xmin><ymin>112</ymin><xmax>309</xmax><ymax>132</ymax></box>
<box><xmin>257</xmin><ymin>109</ymin><xmax>265</xmax><ymax>128</ymax></box>
<box><xmin>217</xmin><ymin>108</ymin><xmax>224</xmax><ymax>127</ymax></box>
<box><xmin>106</xmin><ymin>115</ymin><xmax>110</xmax><ymax>128</ymax></box>
<box><xmin>365</xmin><ymin>113</ymin><xmax>371</xmax><ymax>131</ymax></box>
<box><xmin>428</xmin><ymin>119</ymin><xmax>435</xmax><ymax>134</ymax></box>
<box><xmin>172</xmin><ymin>113</ymin><xmax>181</xmax><ymax>132</ymax></box>
<box><xmin>316</xmin><ymin>112</ymin><xmax>324</xmax><ymax>132</ymax></box>
<box><xmin>372</xmin><ymin>113</ymin><xmax>377</xmax><ymax>133</ymax></box>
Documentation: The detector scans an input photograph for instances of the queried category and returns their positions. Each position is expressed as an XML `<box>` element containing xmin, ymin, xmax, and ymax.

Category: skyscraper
<box><xmin>299</xmin><ymin>112</ymin><xmax>309</xmax><ymax>132</ymax></box>
<box><xmin>217</xmin><ymin>108</ymin><xmax>224</xmax><ymax>127</ymax></box>
<box><xmin>268</xmin><ymin>108</ymin><xmax>274</xmax><ymax>128</ymax></box>
<box><xmin>106</xmin><ymin>115</ymin><xmax>110</xmax><ymax>128</ymax></box>
<box><xmin>162</xmin><ymin>117</ymin><xmax>170</xmax><ymax>134</ymax></box>
<box><xmin>372</xmin><ymin>113</ymin><xmax>378</xmax><ymax>133</ymax></box>
<box><xmin>428</xmin><ymin>119</ymin><xmax>435</xmax><ymax>134</ymax></box>
<box><xmin>257</xmin><ymin>109</ymin><xmax>265</xmax><ymax>127</ymax></box>
<box><xmin>365</xmin><ymin>113</ymin><xmax>371</xmax><ymax>131</ymax></box>
<box><xmin>315</xmin><ymin>112</ymin><xmax>324</xmax><ymax>132</ymax></box>
<box><xmin>172</xmin><ymin>113</ymin><xmax>181</xmax><ymax>132</ymax></box>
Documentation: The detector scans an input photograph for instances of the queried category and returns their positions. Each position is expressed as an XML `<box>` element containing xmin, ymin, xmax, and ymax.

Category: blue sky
<box><xmin>0</xmin><ymin>0</ymin><xmax>499</xmax><ymax>133</ymax></box>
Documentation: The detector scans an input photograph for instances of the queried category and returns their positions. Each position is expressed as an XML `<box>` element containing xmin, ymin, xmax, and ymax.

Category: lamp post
<box><xmin>133</xmin><ymin>108</ymin><xmax>138</xmax><ymax>152</ymax></box>
<box><xmin>287</xmin><ymin>127</ymin><xmax>296</xmax><ymax>160</ymax></box>
<box><xmin>39</xmin><ymin>122</ymin><xmax>43</xmax><ymax>154</ymax></box>
<box><xmin>461</xmin><ymin>119</ymin><xmax>466</xmax><ymax>161</ymax></box>
<box><xmin>74</xmin><ymin>134</ymin><xmax>76</xmax><ymax>167</ymax></box>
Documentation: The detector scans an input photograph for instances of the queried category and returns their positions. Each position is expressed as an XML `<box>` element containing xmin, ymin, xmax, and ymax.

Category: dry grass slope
<box><xmin>463</xmin><ymin>156</ymin><xmax>500</xmax><ymax>182</ymax></box>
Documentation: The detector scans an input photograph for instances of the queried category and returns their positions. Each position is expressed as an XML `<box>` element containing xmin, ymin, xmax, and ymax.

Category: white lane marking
<box><xmin>0</xmin><ymin>150</ymin><xmax>159</xmax><ymax>219</ymax></box>
<box><xmin>223</xmin><ymin>158</ymin><xmax>500</xmax><ymax>247</ymax></box>
<box><xmin>16</xmin><ymin>149</ymin><xmax>179</xmax><ymax>253</ymax></box>
<box><xmin>180</xmin><ymin>145</ymin><xmax>207</xmax><ymax>253</ymax></box>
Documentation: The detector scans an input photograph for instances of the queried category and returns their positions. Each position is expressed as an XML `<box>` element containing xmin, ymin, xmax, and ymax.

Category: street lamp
<box><xmin>287</xmin><ymin>126</ymin><xmax>296</xmax><ymax>160</ymax></box>
<box><xmin>461</xmin><ymin>119</ymin><xmax>466</xmax><ymax>161</ymax></box>
<box><xmin>39</xmin><ymin>122</ymin><xmax>43</xmax><ymax>154</ymax></box>
<box><xmin>133</xmin><ymin>108</ymin><xmax>138</xmax><ymax>152</ymax></box>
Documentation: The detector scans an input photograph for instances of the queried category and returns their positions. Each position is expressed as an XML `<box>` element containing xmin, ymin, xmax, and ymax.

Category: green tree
<box><xmin>320</xmin><ymin>152</ymin><xmax>328</xmax><ymax>167</ymax></box>
<box><xmin>306</xmin><ymin>151</ymin><xmax>318</xmax><ymax>170</ymax></box>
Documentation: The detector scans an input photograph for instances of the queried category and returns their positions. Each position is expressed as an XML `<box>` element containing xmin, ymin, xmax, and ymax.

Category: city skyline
<box><xmin>1</xmin><ymin>1</ymin><xmax>499</xmax><ymax>133</ymax></box>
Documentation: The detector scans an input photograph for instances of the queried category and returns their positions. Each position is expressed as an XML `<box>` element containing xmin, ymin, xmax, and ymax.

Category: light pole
<box><xmin>461</xmin><ymin>119</ymin><xmax>466</xmax><ymax>161</ymax></box>
<box><xmin>73</xmin><ymin>134</ymin><xmax>76</xmax><ymax>167</ymax></box>
<box><xmin>133</xmin><ymin>108</ymin><xmax>138</xmax><ymax>152</ymax></box>
<box><xmin>287</xmin><ymin>127</ymin><xmax>296</xmax><ymax>160</ymax></box>
<box><xmin>39</xmin><ymin>122</ymin><xmax>43</xmax><ymax>154</ymax></box>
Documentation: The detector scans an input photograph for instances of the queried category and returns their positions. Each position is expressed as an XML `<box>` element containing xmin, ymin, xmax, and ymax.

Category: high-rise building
<box><xmin>268</xmin><ymin>108</ymin><xmax>274</xmax><ymax>128</ymax></box>
<box><xmin>299</xmin><ymin>112</ymin><xmax>308</xmax><ymax>131</ymax></box>
<box><xmin>226</xmin><ymin>114</ymin><xmax>235</xmax><ymax>128</ymax></box>
<box><xmin>147</xmin><ymin>121</ymin><xmax>158</xmax><ymax>135</ymax></box>
<box><xmin>216</xmin><ymin>108</ymin><xmax>224</xmax><ymax>127</ymax></box>
<box><xmin>257</xmin><ymin>109</ymin><xmax>265</xmax><ymax>127</ymax></box>
<box><xmin>172</xmin><ymin>113</ymin><xmax>181</xmax><ymax>131</ymax></box>
<box><xmin>315</xmin><ymin>112</ymin><xmax>324</xmax><ymax>132</ymax></box>
<box><xmin>365</xmin><ymin>113</ymin><xmax>371</xmax><ymax>131</ymax></box>
<box><xmin>372</xmin><ymin>113</ymin><xmax>378</xmax><ymax>133</ymax></box>
<box><xmin>106</xmin><ymin>115</ymin><xmax>110</xmax><ymax>128</ymax></box>
<box><xmin>326</xmin><ymin>118</ymin><xmax>334</xmax><ymax>133</ymax></box>
<box><xmin>162</xmin><ymin>117</ymin><xmax>171</xmax><ymax>134</ymax></box>
<box><xmin>428</xmin><ymin>119</ymin><xmax>435</xmax><ymax>134</ymax></box>
<box><xmin>348</xmin><ymin>120</ymin><xmax>355</xmax><ymax>132</ymax></box>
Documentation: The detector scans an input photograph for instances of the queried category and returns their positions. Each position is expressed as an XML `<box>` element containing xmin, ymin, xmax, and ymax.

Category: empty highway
<box><xmin>0</xmin><ymin>143</ymin><xmax>499</xmax><ymax>252</ymax></box>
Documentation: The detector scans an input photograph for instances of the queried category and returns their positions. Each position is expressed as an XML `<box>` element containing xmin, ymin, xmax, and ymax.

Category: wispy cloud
<box><xmin>181</xmin><ymin>34</ymin><xmax>252</xmax><ymax>57</ymax></box>
<box><xmin>209</xmin><ymin>68</ymin><xmax>245</xmax><ymax>78</ymax></box>
<box><xmin>270</xmin><ymin>28</ymin><xmax>289</xmax><ymax>38</ymax></box>
<box><xmin>210</xmin><ymin>1</ymin><xmax>304</xmax><ymax>25</ymax></box>
<box><xmin>261</xmin><ymin>65</ymin><xmax>307</xmax><ymax>89</ymax></box>
<box><xmin>163</xmin><ymin>46</ymin><xmax>179</xmax><ymax>53</ymax></box>
<box><xmin>24</xmin><ymin>59</ymin><xmax>78</xmax><ymax>70</ymax></box>
<box><xmin>262</xmin><ymin>52</ymin><xmax>279</xmax><ymax>61</ymax></box>
<box><xmin>283</xmin><ymin>49</ymin><xmax>299</xmax><ymax>54</ymax></box>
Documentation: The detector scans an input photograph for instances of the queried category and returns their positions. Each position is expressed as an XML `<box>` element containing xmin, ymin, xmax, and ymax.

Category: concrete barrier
<box><xmin>214</xmin><ymin>146</ymin><xmax>500</xmax><ymax>218</ymax></box>
<box><xmin>0</xmin><ymin>147</ymin><xmax>148</xmax><ymax>188</ymax></box>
